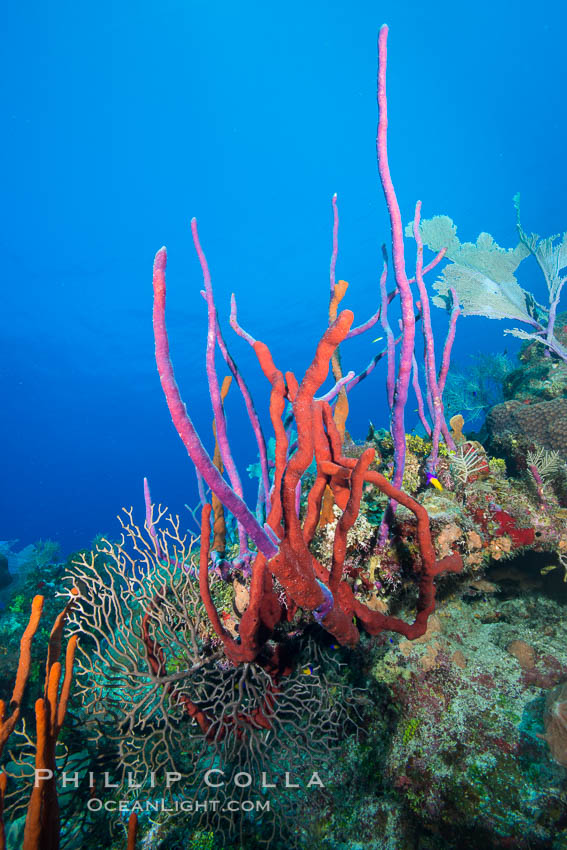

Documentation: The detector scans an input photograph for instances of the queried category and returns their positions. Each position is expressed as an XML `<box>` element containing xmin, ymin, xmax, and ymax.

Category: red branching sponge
<box><xmin>196</xmin><ymin>310</ymin><xmax>464</xmax><ymax>666</ymax></box>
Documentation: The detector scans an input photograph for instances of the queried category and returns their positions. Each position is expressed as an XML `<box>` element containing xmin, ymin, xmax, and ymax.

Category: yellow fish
<box><xmin>427</xmin><ymin>474</ymin><xmax>443</xmax><ymax>491</ymax></box>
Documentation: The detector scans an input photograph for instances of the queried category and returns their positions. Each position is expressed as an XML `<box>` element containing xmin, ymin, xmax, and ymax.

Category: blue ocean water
<box><xmin>2</xmin><ymin>0</ymin><xmax>566</xmax><ymax>556</ymax></box>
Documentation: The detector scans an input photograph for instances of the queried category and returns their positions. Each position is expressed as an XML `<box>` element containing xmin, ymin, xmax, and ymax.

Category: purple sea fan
<box><xmin>540</xmin><ymin>681</ymin><xmax>567</xmax><ymax>767</ymax></box>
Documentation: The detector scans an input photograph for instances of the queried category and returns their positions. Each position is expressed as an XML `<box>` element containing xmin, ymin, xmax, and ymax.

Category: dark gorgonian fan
<box><xmin>62</xmin><ymin>508</ymin><xmax>367</xmax><ymax>846</ymax></box>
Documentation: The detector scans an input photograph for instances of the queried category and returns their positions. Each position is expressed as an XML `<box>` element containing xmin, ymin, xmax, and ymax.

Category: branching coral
<box><xmin>526</xmin><ymin>447</ymin><xmax>564</xmax><ymax>483</ymax></box>
<box><xmin>449</xmin><ymin>444</ymin><xmax>487</xmax><ymax>487</ymax></box>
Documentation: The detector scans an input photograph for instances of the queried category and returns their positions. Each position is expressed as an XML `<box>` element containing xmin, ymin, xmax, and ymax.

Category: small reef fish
<box><xmin>302</xmin><ymin>665</ymin><xmax>314</xmax><ymax>675</ymax></box>
<box><xmin>371</xmin><ymin>336</ymin><xmax>384</xmax><ymax>343</ymax></box>
<box><xmin>426</xmin><ymin>472</ymin><xmax>443</xmax><ymax>491</ymax></box>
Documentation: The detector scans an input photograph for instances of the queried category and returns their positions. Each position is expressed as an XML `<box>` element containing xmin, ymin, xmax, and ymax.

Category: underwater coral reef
<box><xmin>1</xmin><ymin>23</ymin><xmax>566</xmax><ymax>850</ymax></box>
